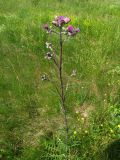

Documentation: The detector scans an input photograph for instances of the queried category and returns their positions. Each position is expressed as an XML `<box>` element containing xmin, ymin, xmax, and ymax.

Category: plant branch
<box><xmin>59</xmin><ymin>27</ymin><xmax>69</xmax><ymax>147</ymax></box>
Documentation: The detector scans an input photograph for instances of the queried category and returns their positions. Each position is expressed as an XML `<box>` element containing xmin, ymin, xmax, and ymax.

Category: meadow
<box><xmin>0</xmin><ymin>0</ymin><xmax>120</xmax><ymax>159</ymax></box>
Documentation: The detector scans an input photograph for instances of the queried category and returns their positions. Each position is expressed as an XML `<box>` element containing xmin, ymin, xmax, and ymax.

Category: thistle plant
<box><xmin>43</xmin><ymin>16</ymin><xmax>80</xmax><ymax>146</ymax></box>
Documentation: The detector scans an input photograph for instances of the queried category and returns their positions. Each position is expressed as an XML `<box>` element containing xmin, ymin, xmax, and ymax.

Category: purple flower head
<box><xmin>64</xmin><ymin>17</ymin><xmax>71</xmax><ymax>23</ymax></box>
<box><xmin>52</xmin><ymin>16</ymin><xmax>71</xmax><ymax>27</ymax></box>
<box><xmin>67</xmin><ymin>25</ymin><xmax>80</xmax><ymax>36</ymax></box>
<box><xmin>75</xmin><ymin>28</ymin><xmax>80</xmax><ymax>33</ymax></box>
<box><xmin>67</xmin><ymin>25</ymin><xmax>74</xmax><ymax>33</ymax></box>
<box><xmin>56</xmin><ymin>16</ymin><xmax>64</xmax><ymax>21</ymax></box>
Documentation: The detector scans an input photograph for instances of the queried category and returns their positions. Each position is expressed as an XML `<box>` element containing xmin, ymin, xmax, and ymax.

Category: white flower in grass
<box><xmin>45</xmin><ymin>42</ymin><xmax>53</xmax><ymax>51</ymax></box>
<box><xmin>45</xmin><ymin>52</ymin><xmax>53</xmax><ymax>60</ymax></box>
<box><xmin>41</xmin><ymin>74</ymin><xmax>47</xmax><ymax>81</ymax></box>
<box><xmin>45</xmin><ymin>42</ymin><xmax>52</xmax><ymax>48</ymax></box>
<box><xmin>71</xmin><ymin>69</ymin><xmax>77</xmax><ymax>77</ymax></box>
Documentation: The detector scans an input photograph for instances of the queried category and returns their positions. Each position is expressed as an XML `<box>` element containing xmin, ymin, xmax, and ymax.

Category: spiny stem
<box><xmin>59</xmin><ymin>26</ymin><xmax>69</xmax><ymax>149</ymax></box>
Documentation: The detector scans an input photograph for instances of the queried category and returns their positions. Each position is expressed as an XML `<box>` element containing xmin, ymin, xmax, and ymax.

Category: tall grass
<box><xmin>0</xmin><ymin>0</ymin><xmax>120</xmax><ymax>159</ymax></box>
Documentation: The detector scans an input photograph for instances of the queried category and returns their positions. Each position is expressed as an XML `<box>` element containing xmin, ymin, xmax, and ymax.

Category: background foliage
<box><xmin>0</xmin><ymin>0</ymin><xmax>120</xmax><ymax>159</ymax></box>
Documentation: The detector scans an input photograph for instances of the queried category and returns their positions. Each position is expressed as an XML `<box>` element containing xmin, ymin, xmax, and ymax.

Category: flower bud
<box><xmin>43</xmin><ymin>24</ymin><xmax>49</xmax><ymax>30</ymax></box>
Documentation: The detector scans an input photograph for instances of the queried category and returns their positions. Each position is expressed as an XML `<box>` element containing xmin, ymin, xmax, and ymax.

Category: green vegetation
<box><xmin>0</xmin><ymin>0</ymin><xmax>120</xmax><ymax>159</ymax></box>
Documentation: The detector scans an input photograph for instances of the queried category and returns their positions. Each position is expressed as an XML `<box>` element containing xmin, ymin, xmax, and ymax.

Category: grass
<box><xmin>0</xmin><ymin>0</ymin><xmax>120</xmax><ymax>159</ymax></box>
